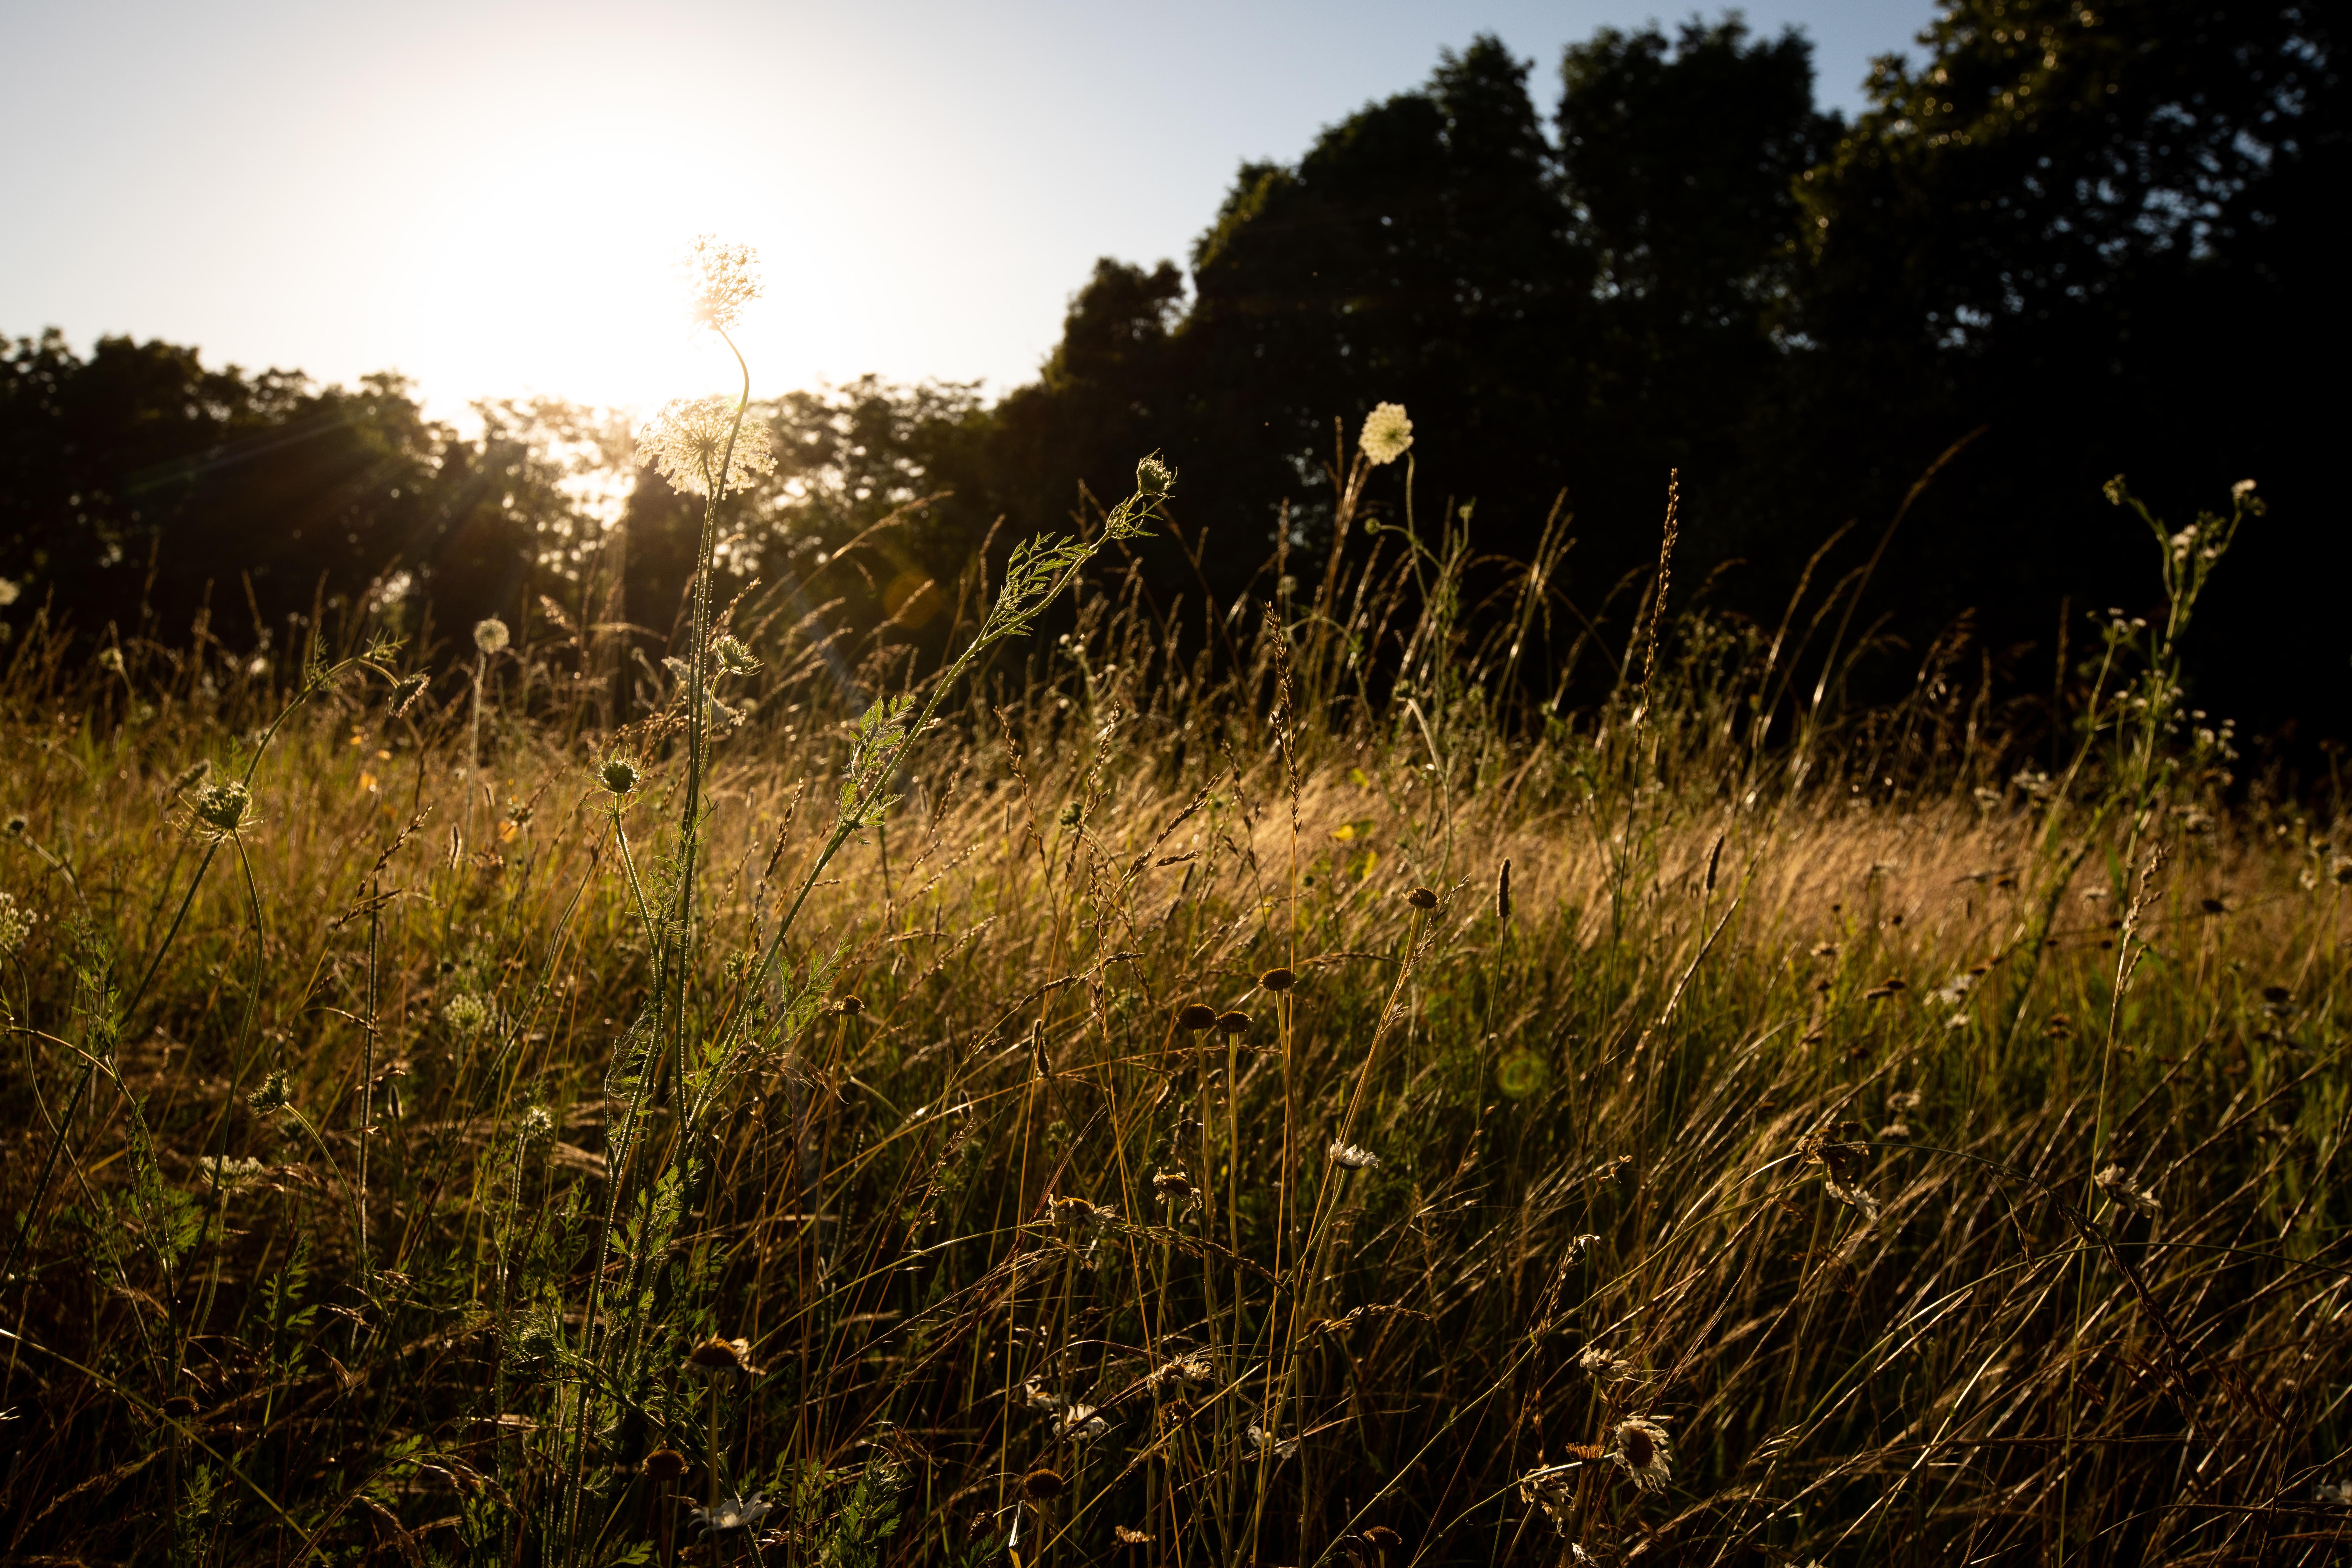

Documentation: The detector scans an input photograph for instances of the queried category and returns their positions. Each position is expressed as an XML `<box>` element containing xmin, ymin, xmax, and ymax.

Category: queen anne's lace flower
<box><xmin>1359</xmin><ymin>402</ymin><xmax>1414</xmax><ymax>466</ymax></box>
<box><xmin>636</xmin><ymin>397</ymin><xmax>777</xmax><ymax>499</ymax></box>
<box><xmin>683</xmin><ymin>235</ymin><xmax>761</xmax><ymax>334</ymax></box>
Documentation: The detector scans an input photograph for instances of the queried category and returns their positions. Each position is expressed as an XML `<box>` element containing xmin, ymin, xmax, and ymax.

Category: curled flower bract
<box><xmin>636</xmin><ymin>397</ymin><xmax>777</xmax><ymax>500</ymax></box>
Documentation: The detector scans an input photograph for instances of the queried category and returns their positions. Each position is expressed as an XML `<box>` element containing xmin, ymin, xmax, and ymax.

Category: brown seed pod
<box><xmin>162</xmin><ymin>1395</ymin><xmax>199</xmax><ymax>1421</ymax></box>
<box><xmin>1175</xmin><ymin>1003</ymin><xmax>1219</xmax><ymax>1032</ymax></box>
<box><xmin>642</xmin><ymin>1447</ymin><xmax>688</xmax><ymax>1480</ymax></box>
<box><xmin>1151</xmin><ymin>1169</ymin><xmax>1193</xmax><ymax>1200</ymax></box>
<box><xmin>1022</xmin><ymin>1466</ymin><xmax>1068</xmax><ymax>1502</ymax></box>
<box><xmin>1363</xmin><ymin>1525</ymin><xmax>1405</xmax><ymax>1549</ymax></box>
<box><xmin>685</xmin><ymin>1336</ymin><xmax>760</xmax><ymax>1376</ymax></box>
<box><xmin>1258</xmin><ymin>966</ymin><xmax>1296</xmax><ymax>993</ymax></box>
<box><xmin>1406</xmin><ymin>887</ymin><xmax>1438</xmax><ymax>910</ymax></box>
<box><xmin>1214</xmin><ymin>1010</ymin><xmax>1252</xmax><ymax>1036</ymax></box>
<box><xmin>836</xmin><ymin>995</ymin><xmax>866</xmax><ymax>1016</ymax></box>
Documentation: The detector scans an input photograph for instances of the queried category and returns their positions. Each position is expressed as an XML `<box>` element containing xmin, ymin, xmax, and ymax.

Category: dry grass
<box><xmin>0</xmin><ymin>473</ymin><xmax>2345</xmax><ymax>1566</ymax></box>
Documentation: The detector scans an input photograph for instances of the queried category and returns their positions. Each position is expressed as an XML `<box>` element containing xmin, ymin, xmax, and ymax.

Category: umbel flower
<box><xmin>191</xmin><ymin>779</ymin><xmax>253</xmax><ymax>839</ymax></box>
<box><xmin>682</xmin><ymin>234</ymin><xmax>761</xmax><ymax>334</ymax></box>
<box><xmin>636</xmin><ymin>396</ymin><xmax>777</xmax><ymax>500</ymax></box>
<box><xmin>1359</xmin><ymin>402</ymin><xmax>1414</xmax><ymax>466</ymax></box>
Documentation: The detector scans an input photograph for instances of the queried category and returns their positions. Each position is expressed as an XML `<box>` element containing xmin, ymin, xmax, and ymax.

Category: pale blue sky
<box><xmin>0</xmin><ymin>0</ymin><xmax>1934</xmax><ymax>416</ymax></box>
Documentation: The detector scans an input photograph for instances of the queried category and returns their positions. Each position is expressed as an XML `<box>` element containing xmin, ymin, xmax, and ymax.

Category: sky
<box><xmin>1</xmin><ymin>0</ymin><xmax>1935</xmax><ymax>421</ymax></box>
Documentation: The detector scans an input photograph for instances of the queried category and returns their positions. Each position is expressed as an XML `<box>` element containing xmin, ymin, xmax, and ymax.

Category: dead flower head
<box><xmin>2096</xmin><ymin>1164</ymin><xmax>2162</xmax><ymax>1218</ymax></box>
<box><xmin>1577</xmin><ymin>1345</ymin><xmax>1633</xmax><ymax>1383</ymax></box>
<box><xmin>1175</xmin><ymin>1002</ymin><xmax>1219</xmax><ymax>1032</ymax></box>
<box><xmin>1328</xmin><ymin>1140</ymin><xmax>1381</xmax><ymax>1170</ymax></box>
<box><xmin>684</xmin><ymin>1336</ymin><xmax>761</xmax><ymax>1378</ymax></box>
<box><xmin>1608</xmin><ymin>1416</ymin><xmax>1673</xmax><ymax>1493</ymax></box>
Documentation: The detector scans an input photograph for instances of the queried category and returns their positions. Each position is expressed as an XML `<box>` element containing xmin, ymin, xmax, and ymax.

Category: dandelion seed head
<box><xmin>473</xmin><ymin>618</ymin><xmax>510</xmax><ymax>655</ymax></box>
<box><xmin>636</xmin><ymin>397</ymin><xmax>778</xmax><ymax>500</ymax></box>
<box><xmin>1359</xmin><ymin>402</ymin><xmax>1414</xmax><ymax>466</ymax></box>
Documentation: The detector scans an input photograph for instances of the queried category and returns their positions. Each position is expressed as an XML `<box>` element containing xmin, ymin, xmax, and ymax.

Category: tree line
<box><xmin>3</xmin><ymin>1</ymin><xmax>2342</xmax><ymax>736</ymax></box>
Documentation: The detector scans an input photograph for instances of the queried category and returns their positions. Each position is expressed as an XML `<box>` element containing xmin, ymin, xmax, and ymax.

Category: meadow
<box><xmin>1</xmin><ymin>369</ymin><xmax>2345</xmax><ymax>1566</ymax></box>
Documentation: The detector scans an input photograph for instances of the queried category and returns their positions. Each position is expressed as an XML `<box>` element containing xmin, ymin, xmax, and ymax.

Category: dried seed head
<box><xmin>1214</xmin><ymin>1010</ymin><xmax>1252</xmax><ymax>1036</ymax></box>
<box><xmin>1135</xmin><ymin>453</ymin><xmax>1176</xmax><ymax>499</ymax></box>
<box><xmin>1497</xmin><ymin>858</ymin><xmax>1512</xmax><ymax>922</ymax></box>
<box><xmin>247</xmin><ymin>1069</ymin><xmax>289</xmax><ymax>1114</ymax></box>
<box><xmin>1114</xmin><ymin>1524</ymin><xmax>1152</xmax><ymax>1546</ymax></box>
<box><xmin>1406</xmin><ymin>887</ymin><xmax>1438</xmax><ymax>910</ymax></box>
<box><xmin>1577</xmin><ymin>1345</ymin><xmax>1632</xmax><ymax>1382</ymax></box>
<box><xmin>642</xmin><ymin>1447</ymin><xmax>688</xmax><ymax>1480</ymax></box>
<box><xmin>1022</xmin><ymin>1467</ymin><xmax>1067</xmax><ymax>1502</ymax></box>
<box><xmin>1175</xmin><ymin>1003</ymin><xmax>1219</xmax><ymax>1032</ymax></box>
<box><xmin>1151</xmin><ymin>1169</ymin><xmax>1193</xmax><ymax>1200</ymax></box>
<box><xmin>1258</xmin><ymin>966</ymin><xmax>1296</xmax><ymax>993</ymax></box>
<box><xmin>684</xmin><ymin>1336</ymin><xmax>760</xmax><ymax>1377</ymax></box>
<box><xmin>598</xmin><ymin>757</ymin><xmax>640</xmax><ymax>795</ymax></box>
<box><xmin>836</xmin><ymin>995</ymin><xmax>865</xmax><ymax>1016</ymax></box>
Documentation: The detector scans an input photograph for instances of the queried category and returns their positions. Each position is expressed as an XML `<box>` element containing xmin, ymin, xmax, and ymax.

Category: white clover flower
<box><xmin>1359</xmin><ymin>402</ymin><xmax>1414</xmax><ymax>466</ymax></box>
<box><xmin>636</xmin><ymin>397</ymin><xmax>777</xmax><ymax>500</ymax></box>
<box><xmin>473</xmin><ymin>617</ymin><xmax>510</xmax><ymax>654</ymax></box>
<box><xmin>682</xmin><ymin>235</ymin><xmax>761</xmax><ymax>335</ymax></box>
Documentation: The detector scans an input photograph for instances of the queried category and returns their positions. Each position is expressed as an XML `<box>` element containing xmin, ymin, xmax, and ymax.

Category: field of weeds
<box><xmin>1</xmin><ymin>418</ymin><xmax>2346</xmax><ymax>1568</ymax></box>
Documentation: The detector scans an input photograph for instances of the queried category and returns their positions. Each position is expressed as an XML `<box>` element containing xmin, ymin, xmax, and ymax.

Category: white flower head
<box><xmin>1359</xmin><ymin>402</ymin><xmax>1414</xmax><ymax>466</ymax></box>
<box><xmin>0</xmin><ymin>891</ymin><xmax>37</xmax><ymax>955</ymax></box>
<box><xmin>1609</xmin><ymin>1416</ymin><xmax>1673</xmax><ymax>1494</ymax></box>
<box><xmin>473</xmin><ymin>617</ymin><xmax>510</xmax><ymax>655</ymax></box>
<box><xmin>2231</xmin><ymin>478</ymin><xmax>2257</xmax><ymax>501</ymax></box>
<box><xmin>690</xmin><ymin>1492</ymin><xmax>772</xmax><ymax>1535</ymax></box>
<box><xmin>682</xmin><ymin>234</ymin><xmax>761</xmax><ymax>334</ymax></box>
<box><xmin>637</xmin><ymin>397</ymin><xmax>777</xmax><ymax>500</ymax></box>
<box><xmin>0</xmin><ymin>577</ymin><xmax>20</xmax><ymax>608</ymax></box>
<box><xmin>1328</xmin><ymin>1140</ymin><xmax>1381</xmax><ymax>1170</ymax></box>
<box><xmin>442</xmin><ymin>992</ymin><xmax>491</xmax><ymax>1033</ymax></box>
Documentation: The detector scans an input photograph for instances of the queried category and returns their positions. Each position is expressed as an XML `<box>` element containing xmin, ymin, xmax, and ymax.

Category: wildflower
<box><xmin>0</xmin><ymin>891</ymin><xmax>36</xmax><ymax>956</ymax></box>
<box><xmin>1174</xmin><ymin>1003</ymin><xmax>1219</xmax><ymax>1032</ymax></box>
<box><xmin>1359</xmin><ymin>402</ymin><xmax>1414</xmax><ymax>466</ymax></box>
<box><xmin>97</xmin><ymin>646</ymin><xmax>124</xmax><ymax>673</ymax></box>
<box><xmin>1135</xmin><ymin>452</ymin><xmax>1176</xmax><ymax>498</ymax></box>
<box><xmin>441</xmin><ymin>992</ymin><xmax>491</xmax><ymax>1033</ymax></box>
<box><xmin>2231</xmin><ymin>477</ymin><xmax>2257</xmax><ymax>502</ymax></box>
<box><xmin>1021</xmin><ymin>1467</ymin><xmax>1067</xmax><ymax>1502</ymax></box>
<box><xmin>1328</xmin><ymin>1140</ymin><xmax>1380</xmax><ymax>1170</ymax></box>
<box><xmin>682</xmin><ymin>234</ymin><xmax>761</xmax><ymax>334</ymax></box>
<box><xmin>0</xmin><ymin>577</ymin><xmax>18</xmax><ymax>607</ymax></box>
<box><xmin>1214</xmin><ymin>1009</ymin><xmax>1252</xmax><ymax>1036</ymax></box>
<box><xmin>636</xmin><ymin>396</ymin><xmax>778</xmax><ymax>500</ymax></box>
<box><xmin>598</xmin><ymin>757</ymin><xmax>640</xmax><ymax>795</ymax></box>
<box><xmin>518</xmin><ymin>1105</ymin><xmax>556</xmax><ymax>1147</ymax></box>
<box><xmin>195</xmin><ymin>1155</ymin><xmax>267</xmax><ymax>1194</ymax></box>
<box><xmin>472</xmin><ymin>617</ymin><xmax>510</xmax><ymax>655</ymax></box>
<box><xmin>1405</xmin><ymin>886</ymin><xmax>1439</xmax><ymax>910</ymax></box>
<box><xmin>1578</xmin><ymin>1345</ymin><xmax>1632</xmax><ymax>1383</ymax></box>
<box><xmin>1608</xmin><ymin>1416</ymin><xmax>1673</xmax><ymax>1493</ymax></box>
<box><xmin>1056</xmin><ymin>1403</ymin><xmax>1109</xmax><ymax>1442</ymax></box>
<box><xmin>710</xmin><ymin>634</ymin><xmax>761</xmax><ymax>677</ymax></box>
<box><xmin>684</xmin><ymin>1336</ymin><xmax>761</xmax><ymax>1378</ymax></box>
<box><xmin>1258</xmin><ymin>966</ymin><xmax>1295</xmax><ymax>993</ymax></box>
<box><xmin>248</xmin><ymin>1070</ymin><xmax>290</xmax><ymax>1114</ymax></box>
<box><xmin>689</xmin><ymin>1492</ymin><xmax>772</xmax><ymax>1535</ymax></box>
<box><xmin>1247</xmin><ymin>1423</ymin><xmax>1300</xmax><ymax>1460</ymax></box>
<box><xmin>2096</xmin><ymin>1164</ymin><xmax>2162</xmax><ymax>1218</ymax></box>
<box><xmin>642</xmin><ymin>1448</ymin><xmax>688</xmax><ymax>1480</ymax></box>
<box><xmin>1151</xmin><ymin>1169</ymin><xmax>1193</xmax><ymax>1203</ymax></box>
<box><xmin>191</xmin><ymin>778</ymin><xmax>253</xmax><ymax>838</ymax></box>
